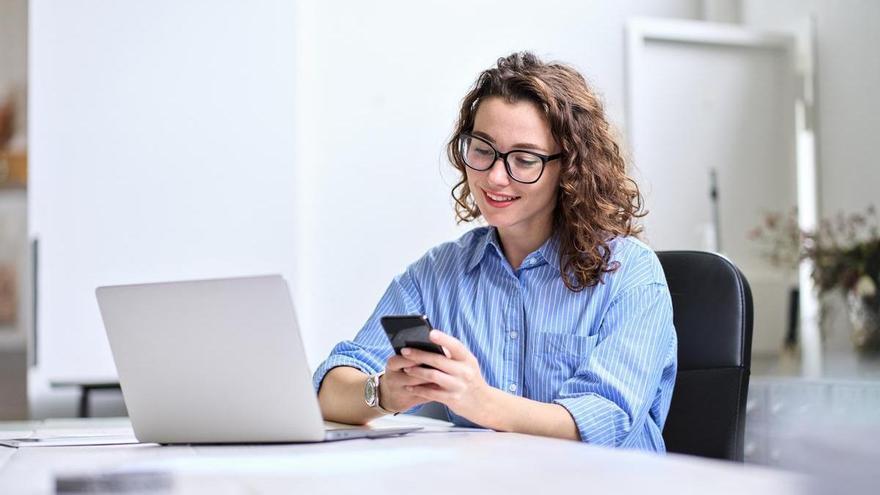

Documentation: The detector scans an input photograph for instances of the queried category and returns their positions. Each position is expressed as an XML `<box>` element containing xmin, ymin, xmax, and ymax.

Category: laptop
<box><xmin>95</xmin><ymin>275</ymin><xmax>420</xmax><ymax>444</ymax></box>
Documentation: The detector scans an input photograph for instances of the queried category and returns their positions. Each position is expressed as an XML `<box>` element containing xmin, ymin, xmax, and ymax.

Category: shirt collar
<box><xmin>534</xmin><ymin>231</ymin><xmax>562</xmax><ymax>274</ymax></box>
<box><xmin>467</xmin><ymin>226</ymin><xmax>563</xmax><ymax>274</ymax></box>
<box><xmin>467</xmin><ymin>227</ymin><xmax>504</xmax><ymax>272</ymax></box>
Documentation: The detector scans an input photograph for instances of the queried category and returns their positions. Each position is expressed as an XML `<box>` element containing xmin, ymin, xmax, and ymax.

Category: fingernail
<box><xmin>405</xmin><ymin>386</ymin><xmax>413</xmax><ymax>391</ymax></box>
<box><xmin>401</xmin><ymin>348</ymin><xmax>411</xmax><ymax>356</ymax></box>
<box><xmin>402</xmin><ymin>367</ymin><xmax>409</xmax><ymax>373</ymax></box>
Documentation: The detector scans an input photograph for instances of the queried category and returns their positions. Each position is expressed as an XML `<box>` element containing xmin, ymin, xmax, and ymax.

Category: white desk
<box><xmin>0</xmin><ymin>417</ymin><xmax>807</xmax><ymax>494</ymax></box>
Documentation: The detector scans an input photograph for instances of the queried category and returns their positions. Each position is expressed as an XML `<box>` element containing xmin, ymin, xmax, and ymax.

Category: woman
<box><xmin>313</xmin><ymin>52</ymin><xmax>677</xmax><ymax>452</ymax></box>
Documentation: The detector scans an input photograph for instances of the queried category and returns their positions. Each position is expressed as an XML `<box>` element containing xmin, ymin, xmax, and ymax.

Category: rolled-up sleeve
<box><xmin>553</xmin><ymin>282</ymin><xmax>677</xmax><ymax>449</ymax></box>
<box><xmin>312</xmin><ymin>269</ymin><xmax>424</xmax><ymax>393</ymax></box>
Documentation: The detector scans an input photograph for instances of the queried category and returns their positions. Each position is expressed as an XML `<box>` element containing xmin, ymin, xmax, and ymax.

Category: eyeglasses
<box><xmin>458</xmin><ymin>133</ymin><xmax>562</xmax><ymax>184</ymax></box>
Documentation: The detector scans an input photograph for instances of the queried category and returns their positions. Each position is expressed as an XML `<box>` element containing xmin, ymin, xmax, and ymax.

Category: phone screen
<box><xmin>380</xmin><ymin>315</ymin><xmax>446</xmax><ymax>356</ymax></box>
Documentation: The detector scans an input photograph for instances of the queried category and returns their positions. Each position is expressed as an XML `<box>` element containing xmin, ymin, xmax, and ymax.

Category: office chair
<box><xmin>658</xmin><ymin>251</ymin><xmax>754</xmax><ymax>461</ymax></box>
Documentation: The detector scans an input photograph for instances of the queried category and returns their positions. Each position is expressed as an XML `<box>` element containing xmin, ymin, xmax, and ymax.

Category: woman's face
<box><xmin>466</xmin><ymin>96</ymin><xmax>561</xmax><ymax>239</ymax></box>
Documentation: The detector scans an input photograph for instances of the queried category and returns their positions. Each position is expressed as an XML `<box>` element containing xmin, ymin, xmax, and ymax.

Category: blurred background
<box><xmin>0</xmin><ymin>0</ymin><xmax>878</xmax><ymax>479</ymax></box>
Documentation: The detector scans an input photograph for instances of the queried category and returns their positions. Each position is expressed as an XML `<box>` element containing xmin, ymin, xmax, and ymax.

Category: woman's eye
<box><xmin>474</xmin><ymin>147</ymin><xmax>493</xmax><ymax>156</ymax></box>
<box><xmin>513</xmin><ymin>155</ymin><xmax>540</xmax><ymax>167</ymax></box>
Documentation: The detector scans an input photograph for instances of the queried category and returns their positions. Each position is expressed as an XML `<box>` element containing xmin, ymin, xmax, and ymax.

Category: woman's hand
<box><xmin>379</xmin><ymin>352</ymin><xmax>433</xmax><ymax>414</ymax></box>
<box><xmin>399</xmin><ymin>330</ymin><xmax>492</xmax><ymax>424</ymax></box>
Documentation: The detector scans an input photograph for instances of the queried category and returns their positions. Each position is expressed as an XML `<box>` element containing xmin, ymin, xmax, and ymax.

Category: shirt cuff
<box><xmin>554</xmin><ymin>394</ymin><xmax>631</xmax><ymax>447</ymax></box>
<box><xmin>312</xmin><ymin>355</ymin><xmax>382</xmax><ymax>395</ymax></box>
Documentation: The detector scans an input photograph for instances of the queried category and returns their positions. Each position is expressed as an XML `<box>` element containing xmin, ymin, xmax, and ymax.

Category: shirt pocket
<box><xmin>533</xmin><ymin>332</ymin><xmax>599</xmax><ymax>380</ymax></box>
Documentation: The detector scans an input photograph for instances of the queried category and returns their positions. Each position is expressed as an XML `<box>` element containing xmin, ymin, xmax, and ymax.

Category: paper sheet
<box><xmin>0</xmin><ymin>434</ymin><xmax>141</xmax><ymax>448</ymax></box>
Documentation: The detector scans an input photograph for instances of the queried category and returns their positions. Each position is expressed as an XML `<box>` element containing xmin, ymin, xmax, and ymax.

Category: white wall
<box><xmin>29</xmin><ymin>0</ymin><xmax>299</xmax><ymax>386</ymax></box>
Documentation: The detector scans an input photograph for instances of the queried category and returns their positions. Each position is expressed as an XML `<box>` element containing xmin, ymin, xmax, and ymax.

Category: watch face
<box><xmin>365</xmin><ymin>376</ymin><xmax>378</xmax><ymax>407</ymax></box>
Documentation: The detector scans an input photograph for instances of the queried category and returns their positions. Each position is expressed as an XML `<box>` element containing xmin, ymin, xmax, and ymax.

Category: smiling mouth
<box><xmin>482</xmin><ymin>188</ymin><xmax>521</xmax><ymax>206</ymax></box>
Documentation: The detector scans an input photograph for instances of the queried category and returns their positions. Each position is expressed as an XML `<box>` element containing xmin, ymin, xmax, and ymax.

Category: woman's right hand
<box><xmin>379</xmin><ymin>354</ymin><xmax>433</xmax><ymax>413</ymax></box>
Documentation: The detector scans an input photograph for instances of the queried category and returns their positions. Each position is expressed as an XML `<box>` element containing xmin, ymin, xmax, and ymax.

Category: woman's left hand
<box><xmin>400</xmin><ymin>330</ymin><xmax>492</xmax><ymax>424</ymax></box>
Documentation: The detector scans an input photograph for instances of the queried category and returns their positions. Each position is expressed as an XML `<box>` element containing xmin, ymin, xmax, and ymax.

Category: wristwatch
<box><xmin>364</xmin><ymin>371</ymin><xmax>398</xmax><ymax>415</ymax></box>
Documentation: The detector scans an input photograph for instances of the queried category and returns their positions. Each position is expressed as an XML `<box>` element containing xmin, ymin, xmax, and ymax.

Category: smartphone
<box><xmin>380</xmin><ymin>315</ymin><xmax>446</xmax><ymax>365</ymax></box>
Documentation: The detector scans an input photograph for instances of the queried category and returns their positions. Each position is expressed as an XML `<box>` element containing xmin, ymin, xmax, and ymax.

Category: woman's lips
<box><xmin>482</xmin><ymin>189</ymin><xmax>520</xmax><ymax>208</ymax></box>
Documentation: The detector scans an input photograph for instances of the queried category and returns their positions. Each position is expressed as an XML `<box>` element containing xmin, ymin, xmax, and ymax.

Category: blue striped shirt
<box><xmin>313</xmin><ymin>226</ymin><xmax>677</xmax><ymax>452</ymax></box>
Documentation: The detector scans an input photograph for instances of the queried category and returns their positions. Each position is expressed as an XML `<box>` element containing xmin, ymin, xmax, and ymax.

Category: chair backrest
<box><xmin>658</xmin><ymin>251</ymin><xmax>754</xmax><ymax>461</ymax></box>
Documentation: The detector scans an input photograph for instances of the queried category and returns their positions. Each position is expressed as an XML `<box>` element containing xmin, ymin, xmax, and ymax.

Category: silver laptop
<box><xmin>95</xmin><ymin>275</ymin><xmax>419</xmax><ymax>443</ymax></box>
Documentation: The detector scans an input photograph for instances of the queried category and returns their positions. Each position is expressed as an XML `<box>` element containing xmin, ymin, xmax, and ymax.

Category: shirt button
<box><xmin>509</xmin><ymin>331</ymin><xmax>518</xmax><ymax>340</ymax></box>
<box><xmin>508</xmin><ymin>383</ymin><xmax>517</xmax><ymax>393</ymax></box>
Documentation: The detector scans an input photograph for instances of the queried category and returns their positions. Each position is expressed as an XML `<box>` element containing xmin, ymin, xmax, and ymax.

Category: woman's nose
<box><xmin>487</xmin><ymin>157</ymin><xmax>510</xmax><ymax>186</ymax></box>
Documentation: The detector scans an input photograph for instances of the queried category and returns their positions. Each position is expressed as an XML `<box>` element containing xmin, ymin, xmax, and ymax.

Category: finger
<box><xmin>429</xmin><ymin>330</ymin><xmax>472</xmax><ymax>362</ymax></box>
<box><xmin>387</xmin><ymin>369</ymin><xmax>432</xmax><ymax>387</ymax></box>
<box><xmin>403</xmin><ymin>364</ymin><xmax>458</xmax><ymax>390</ymax></box>
<box><xmin>400</xmin><ymin>347</ymin><xmax>465</xmax><ymax>376</ymax></box>
<box><xmin>386</xmin><ymin>354</ymin><xmax>420</xmax><ymax>371</ymax></box>
<box><xmin>407</xmin><ymin>384</ymin><xmax>450</xmax><ymax>403</ymax></box>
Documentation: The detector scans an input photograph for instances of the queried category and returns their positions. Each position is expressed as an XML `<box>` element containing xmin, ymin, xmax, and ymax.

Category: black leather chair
<box><xmin>658</xmin><ymin>251</ymin><xmax>754</xmax><ymax>461</ymax></box>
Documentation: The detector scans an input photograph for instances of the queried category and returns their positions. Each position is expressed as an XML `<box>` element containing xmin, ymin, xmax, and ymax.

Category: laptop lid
<box><xmin>96</xmin><ymin>275</ymin><xmax>326</xmax><ymax>443</ymax></box>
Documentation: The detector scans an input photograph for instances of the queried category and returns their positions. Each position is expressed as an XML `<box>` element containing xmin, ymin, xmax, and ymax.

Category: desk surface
<box><xmin>0</xmin><ymin>417</ymin><xmax>807</xmax><ymax>495</ymax></box>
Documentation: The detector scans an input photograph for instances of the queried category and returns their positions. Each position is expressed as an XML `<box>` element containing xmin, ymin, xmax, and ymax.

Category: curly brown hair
<box><xmin>448</xmin><ymin>52</ymin><xmax>646</xmax><ymax>292</ymax></box>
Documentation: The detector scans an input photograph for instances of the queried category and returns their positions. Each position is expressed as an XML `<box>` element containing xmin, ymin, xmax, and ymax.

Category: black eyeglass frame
<box><xmin>458</xmin><ymin>133</ymin><xmax>563</xmax><ymax>184</ymax></box>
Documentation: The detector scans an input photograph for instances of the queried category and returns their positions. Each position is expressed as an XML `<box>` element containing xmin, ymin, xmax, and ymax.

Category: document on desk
<box><xmin>0</xmin><ymin>424</ymin><xmax>141</xmax><ymax>448</ymax></box>
<box><xmin>0</xmin><ymin>434</ymin><xmax>142</xmax><ymax>448</ymax></box>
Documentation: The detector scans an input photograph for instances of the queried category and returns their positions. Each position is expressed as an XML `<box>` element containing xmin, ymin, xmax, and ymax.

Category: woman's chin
<box><xmin>481</xmin><ymin>212</ymin><xmax>514</xmax><ymax>229</ymax></box>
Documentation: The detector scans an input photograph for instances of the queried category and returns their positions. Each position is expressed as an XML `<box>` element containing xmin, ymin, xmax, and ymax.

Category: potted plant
<box><xmin>749</xmin><ymin>206</ymin><xmax>880</xmax><ymax>353</ymax></box>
